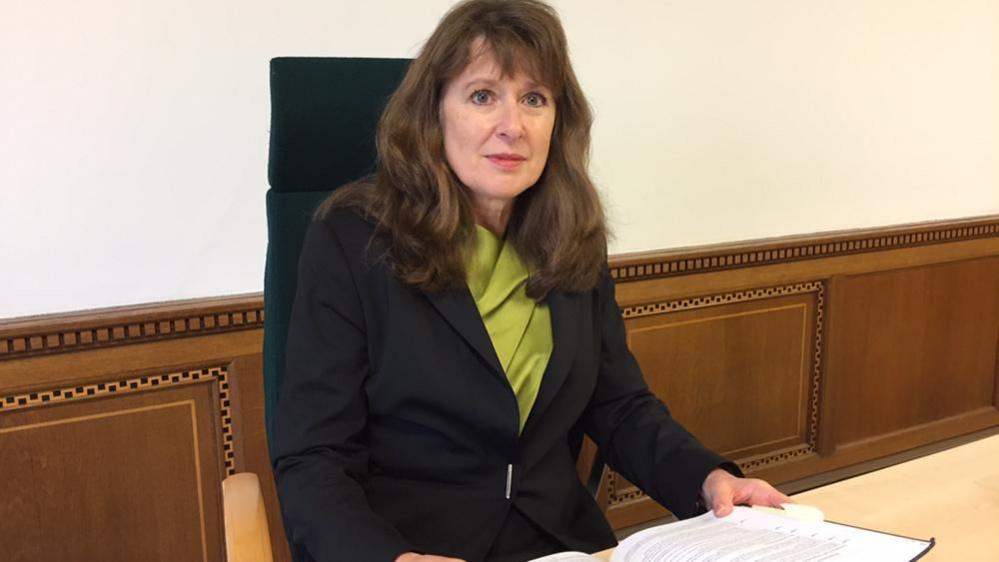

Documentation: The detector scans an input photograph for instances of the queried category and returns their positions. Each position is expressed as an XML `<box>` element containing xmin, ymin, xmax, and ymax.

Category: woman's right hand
<box><xmin>394</xmin><ymin>553</ymin><xmax>467</xmax><ymax>562</ymax></box>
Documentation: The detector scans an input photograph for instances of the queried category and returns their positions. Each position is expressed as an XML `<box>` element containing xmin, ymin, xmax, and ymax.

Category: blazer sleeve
<box><xmin>270</xmin><ymin>217</ymin><xmax>412</xmax><ymax>562</ymax></box>
<box><xmin>580</xmin><ymin>269</ymin><xmax>742</xmax><ymax>519</ymax></box>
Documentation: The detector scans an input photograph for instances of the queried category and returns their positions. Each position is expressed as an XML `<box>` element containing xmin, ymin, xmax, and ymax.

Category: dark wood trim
<box><xmin>779</xmin><ymin>424</ymin><xmax>999</xmax><ymax>495</ymax></box>
<box><xmin>0</xmin><ymin>294</ymin><xmax>264</xmax><ymax>360</ymax></box>
<box><xmin>995</xmin><ymin>328</ymin><xmax>999</xmax><ymax>408</ymax></box>
<box><xmin>608</xmin><ymin>215</ymin><xmax>999</xmax><ymax>282</ymax></box>
<box><xmin>814</xmin><ymin>275</ymin><xmax>841</xmax><ymax>457</ymax></box>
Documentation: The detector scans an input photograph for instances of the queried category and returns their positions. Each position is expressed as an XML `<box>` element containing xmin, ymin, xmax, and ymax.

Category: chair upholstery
<box><xmin>264</xmin><ymin>56</ymin><xmax>410</xmax><ymax>445</ymax></box>
<box><xmin>258</xmin><ymin>56</ymin><xmax>410</xmax><ymax>562</ymax></box>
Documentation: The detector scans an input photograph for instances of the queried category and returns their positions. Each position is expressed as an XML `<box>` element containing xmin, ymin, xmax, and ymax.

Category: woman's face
<box><xmin>439</xmin><ymin>48</ymin><xmax>556</xmax><ymax>218</ymax></box>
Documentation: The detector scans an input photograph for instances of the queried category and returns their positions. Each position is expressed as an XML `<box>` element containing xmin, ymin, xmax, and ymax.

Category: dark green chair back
<box><xmin>264</xmin><ymin>57</ymin><xmax>410</xmax><ymax>448</ymax></box>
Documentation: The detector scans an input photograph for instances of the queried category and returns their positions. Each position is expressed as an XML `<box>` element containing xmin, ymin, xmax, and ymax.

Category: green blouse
<box><xmin>467</xmin><ymin>225</ymin><xmax>553</xmax><ymax>432</ymax></box>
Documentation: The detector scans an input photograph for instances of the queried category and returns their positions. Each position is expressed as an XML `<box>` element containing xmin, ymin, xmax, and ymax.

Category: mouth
<box><xmin>486</xmin><ymin>153</ymin><xmax>527</xmax><ymax>170</ymax></box>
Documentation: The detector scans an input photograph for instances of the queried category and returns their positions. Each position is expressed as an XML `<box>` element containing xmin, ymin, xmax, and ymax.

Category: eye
<box><xmin>470</xmin><ymin>90</ymin><xmax>492</xmax><ymax>105</ymax></box>
<box><xmin>523</xmin><ymin>92</ymin><xmax>548</xmax><ymax>108</ymax></box>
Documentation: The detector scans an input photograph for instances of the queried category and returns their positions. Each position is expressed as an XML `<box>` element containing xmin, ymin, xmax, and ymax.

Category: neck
<box><xmin>472</xmin><ymin>199</ymin><xmax>513</xmax><ymax>238</ymax></box>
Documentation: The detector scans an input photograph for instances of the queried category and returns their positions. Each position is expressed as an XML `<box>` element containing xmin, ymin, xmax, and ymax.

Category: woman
<box><xmin>272</xmin><ymin>1</ymin><xmax>789</xmax><ymax>561</ymax></box>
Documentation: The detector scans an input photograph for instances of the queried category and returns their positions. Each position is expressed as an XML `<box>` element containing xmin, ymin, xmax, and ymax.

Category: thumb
<box><xmin>713</xmin><ymin>499</ymin><xmax>733</xmax><ymax>517</ymax></box>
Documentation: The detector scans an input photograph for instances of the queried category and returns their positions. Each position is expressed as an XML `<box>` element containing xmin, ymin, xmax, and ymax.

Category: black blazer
<box><xmin>271</xmin><ymin>209</ymin><xmax>734</xmax><ymax>562</ymax></box>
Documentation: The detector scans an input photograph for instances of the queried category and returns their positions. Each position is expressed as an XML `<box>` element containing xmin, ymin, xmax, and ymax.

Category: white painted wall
<box><xmin>2</xmin><ymin>1</ymin><xmax>996</xmax><ymax>319</ymax></box>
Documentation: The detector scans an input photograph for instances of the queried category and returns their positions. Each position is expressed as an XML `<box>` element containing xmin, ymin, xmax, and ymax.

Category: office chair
<box><xmin>262</xmin><ymin>56</ymin><xmax>412</xmax><ymax>445</ymax></box>
<box><xmin>224</xmin><ymin>56</ymin><xmax>410</xmax><ymax>562</ymax></box>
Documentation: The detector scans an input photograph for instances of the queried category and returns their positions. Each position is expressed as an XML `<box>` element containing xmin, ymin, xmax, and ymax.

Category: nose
<box><xmin>496</xmin><ymin>98</ymin><xmax>524</xmax><ymax>141</ymax></box>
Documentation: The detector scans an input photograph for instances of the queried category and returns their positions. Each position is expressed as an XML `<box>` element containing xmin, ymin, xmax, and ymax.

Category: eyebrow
<box><xmin>461</xmin><ymin>78</ymin><xmax>552</xmax><ymax>92</ymax></box>
<box><xmin>462</xmin><ymin>78</ymin><xmax>498</xmax><ymax>90</ymax></box>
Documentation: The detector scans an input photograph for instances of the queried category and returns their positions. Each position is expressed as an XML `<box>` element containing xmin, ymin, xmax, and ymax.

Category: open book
<box><xmin>530</xmin><ymin>504</ymin><xmax>934</xmax><ymax>562</ymax></box>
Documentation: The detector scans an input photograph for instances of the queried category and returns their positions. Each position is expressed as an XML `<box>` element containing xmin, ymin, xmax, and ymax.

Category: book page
<box><xmin>610</xmin><ymin>506</ymin><xmax>932</xmax><ymax>562</ymax></box>
<box><xmin>529</xmin><ymin>552</ymin><xmax>600</xmax><ymax>562</ymax></box>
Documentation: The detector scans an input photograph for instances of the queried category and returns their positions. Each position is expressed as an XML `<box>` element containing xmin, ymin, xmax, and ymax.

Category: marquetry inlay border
<box><xmin>608</xmin><ymin>281</ymin><xmax>826</xmax><ymax>505</ymax></box>
<box><xmin>609</xmin><ymin>217</ymin><xmax>999</xmax><ymax>282</ymax></box>
<box><xmin>0</xmin><ymin>299</ymin><xmax>264</xmax><ymax>360</ymax></box>
<box><xmin>0</xmin><ymin>365</ymin><xmax>237</xmax><ymax>476</ymax></box>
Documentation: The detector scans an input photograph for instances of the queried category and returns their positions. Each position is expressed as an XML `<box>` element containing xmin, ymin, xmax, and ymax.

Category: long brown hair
<box><xmin>317</xmin><ymin>0</ymin><xmax>608</xmax><ymax>299</ymax></box>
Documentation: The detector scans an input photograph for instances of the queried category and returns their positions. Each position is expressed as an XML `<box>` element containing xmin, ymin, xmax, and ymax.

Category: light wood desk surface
<box><xmin>591</xmin><ymin>434</ymin><xmax>999</xmax><ymax>561</ymax></box>
<box><xmin>793</xmin><ymin>434</ymin><xmax>999</xmax><ymax>561</ymax></box>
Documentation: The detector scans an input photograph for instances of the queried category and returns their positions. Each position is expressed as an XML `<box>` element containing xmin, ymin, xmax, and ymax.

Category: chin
<box><xmin>481</xmin><ymin>183</ymin><xmax>532</xmax><ymax>200</ymax></box>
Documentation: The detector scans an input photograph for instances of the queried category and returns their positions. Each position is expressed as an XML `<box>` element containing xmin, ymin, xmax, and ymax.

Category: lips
<box><xmin>486</xmin><ymin>153</ymin><xmax>526</xmax><ymax>170</ymax></box>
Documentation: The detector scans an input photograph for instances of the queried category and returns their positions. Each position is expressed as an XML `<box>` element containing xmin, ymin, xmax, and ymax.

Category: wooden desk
<box><xmin>592</xmin><ymin>434</ymin><xmax>999</xmax><ymax>561</ymax></box>
<box><xmin>793</xmin><ymin>434</ymin><xmax>999</xmax><ymax>561</ymax></box>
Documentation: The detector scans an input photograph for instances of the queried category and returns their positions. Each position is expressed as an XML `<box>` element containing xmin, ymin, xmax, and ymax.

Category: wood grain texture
<box><xmin>792</xmin><ymin>434</ymin><xmax>999</xmax><ymax>561</ymax></box>
<box><xmin>227</xmin><ymin>355</ymin><xmax>292</xmax><ymax>562</ymax></box>
<box><xmin>629</xmin><ymin>295</ymin><xmax>818</xmax><ymax>460</ymax></box>
<box><xmin>605</xmin><ymin>284</ymin><xmax>825</xmax><ymax>526</ymax></box>
<box><xmin>0</xmin><ymin>316</ymin><xmax>274</xmax><ymax>561</ymax></box>
<box><xmin>595</xmin><ymin>219</ymin><xmax>999</xmax><ymax>529</ymax></box>
<box><xmin>598</xmin><ymin>433</ymin><xmax>999</xmax><ymax>561</ymax></box>
<box><xmin>223</xmin><ymin>473</ymin><xmax>275</xmax><ymax>562</ymax></box>
<box><xmin>0</xmin><ymin>384</ymin><xmax>223</xmax><ymax>562</ymax></box>
<box><xmin>828</xmin><ymin>258</ymin><xmax>999</xmax><ymax>447</ymax></box>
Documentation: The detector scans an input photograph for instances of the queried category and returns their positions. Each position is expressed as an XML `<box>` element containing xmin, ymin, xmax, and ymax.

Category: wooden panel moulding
<box><xmin>0</xmin><ymin>364</ymin><xmax>236</xmax><ymax>474</ymax></box>
<box><xmin>601</xmin><ymin>281</ymin><xmax>827</xmax><ymax>527</ymax></box>
<box><xmin>0</xmin><ymin>365</ymin><xmax>233</xmax><ymax>562</ymax></box>
<box><xmin>0</xmin><ymin>297</ymin><xmax>286</xmax><ymax>562</ymax></box>
<box><xmin>0</xmin><ymin>293</ymin><xmax>264</xmax><ymax>360</ymax></box>
<box><xmin>624</xmin><ymin>281</ymin><xmax>825</xmax><ymax>469</ymax></box>
<box><xmin>609</xmin><ymin>215</ymin><xmax>999</xmax><ymax>283</ymax></box>
<box><xmin>826</xmin><ymin>257</ymin><xmax>999</xmax><ymax>449</ymax></box>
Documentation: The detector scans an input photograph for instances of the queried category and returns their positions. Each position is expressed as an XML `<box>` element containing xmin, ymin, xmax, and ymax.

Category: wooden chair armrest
<box><xmin>223</xmin><ymin>472</ymin><xmax>274</xmax><ymax>562</ymax></box>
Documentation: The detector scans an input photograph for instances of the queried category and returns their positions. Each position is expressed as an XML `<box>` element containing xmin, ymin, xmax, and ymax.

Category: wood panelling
<box><xmin>0</xmin><ymin>294</ymin><xmax>263</xmax><ymax>360</ymax></box>
<box><xmin>609</xmin><ymin>215</ymin><xmax>998</xmax><ymax>283</ymax></box>
<box><xmin>0</xmin><ymin>304</ymin><xmax>290</xmax><ymax>562</ymax></box>
<box><xmin>827</xmin><ymin>258</ymin><xmax>999</xmax><ymax>447</ymax></box>
<box><xmin>627</xmin><ymin>286</ymin><xmax>821</xmax><ymax>462</ymax></box>
<box><xmin>227</xmin><ymin>354</ymin><xmax>290</xmax><ymax>561</ymax></box>
<box><xmin>603</xmin><ymin>283</ymin><xmax>826</xmax><ymax>526</ymax></box>
<box><xmin>0</xmin><ymin>214</ymin><xmax>996</xmax><ymax>544</ymax></box>
<box><xmin>1</xmin><ymin>393</ymin><xmax>220</xmax><ymax>561</ymax></box>
<box><xmin>594</xmin><ymin>218</ymin><xmax>999</xmax><ymax>529</ymax></box>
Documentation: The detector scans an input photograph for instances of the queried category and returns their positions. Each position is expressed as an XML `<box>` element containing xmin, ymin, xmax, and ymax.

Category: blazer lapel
<box><xmin>523</xmin><ymin>290</ymin><xmax>578</xmax><ymax>434</ymax></box>
<box><xmin>424</xmin><ymin>288</ymin><xmax>506</xmax><ymax>380</ymax></box>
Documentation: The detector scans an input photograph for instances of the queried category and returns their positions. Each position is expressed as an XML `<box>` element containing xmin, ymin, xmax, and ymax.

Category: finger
<box><xmin>712</xmin><ymin>495</ymin><xmax>734</xmax><ymax>517</ymax></box>
<box><xmin>706</xmin><ymin>485</ymin><xmax>731</xmax><ymax>516</ymax></box>
<box><xmin>766</xmin><ymin>486</ymin><xmax>794</xmax><ymax>507</ymax></box>
<box><xmin>714</xmin><ymin>501</ymin><xmax>733</xmax><ymax>517</ymax></box>
<box><xmin>738</xmin><ymin>480</ymin><xmax>790</xmax><ymax>507</ymax></box>
<box><xmin>753</xmin><ymin>492</ymin><xmax>786</xmax><ymax>508</ymax></box>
